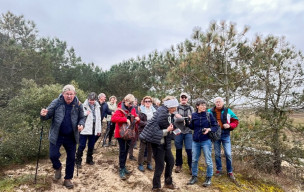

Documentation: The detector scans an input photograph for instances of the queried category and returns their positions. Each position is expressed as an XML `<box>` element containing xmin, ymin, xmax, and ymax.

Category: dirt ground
<box><xmin>4</xmin><ymin>139</ymin><xmax>219</xmax><ymax>192</ymax></box>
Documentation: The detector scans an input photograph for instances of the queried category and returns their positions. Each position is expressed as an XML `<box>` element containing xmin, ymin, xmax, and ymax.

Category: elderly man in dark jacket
<box><xmin>140</xmin><ymin>96</ymin><xmax>180</xmax><ymax>191</ymax></box>
<box><xmin>96</xmin><ymin>93</ymin><xmax>112</xmax><ymax>146</ymax></box>
<box><xmin>40</xmin><ymin>85</ymin><xmax>85</xmax><ymax>189</ymax></box>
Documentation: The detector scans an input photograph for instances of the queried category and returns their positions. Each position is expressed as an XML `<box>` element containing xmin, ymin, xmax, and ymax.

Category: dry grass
<box><xmin>290</xmin><ymin>112</ymin><xmax>304</xmax><ymax>126</ymax></box>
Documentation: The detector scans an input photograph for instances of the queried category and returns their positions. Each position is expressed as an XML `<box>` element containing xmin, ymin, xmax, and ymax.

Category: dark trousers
<box><xmin>49</xmin><ymin>135</ymin><xmax>76</xmax><ymax>179</ymax></box>
<box><xmin>76</xmin><ymin>134</ymin><xmax>95</xmax><ymax>163</ymax></box>
<box><xmin>117</xmin><ymin>138</ymin><xmax>131</xmax><ymax>169</ymax></box>
<box><xmin>151</xmin><ymin>143</ymin><xmax>174</xmax><ymax>189</ymax></box>
<box><xmin>107</xmin><ymin>121</ymin><xmax>116</xmax><ymax>142</ymax></box>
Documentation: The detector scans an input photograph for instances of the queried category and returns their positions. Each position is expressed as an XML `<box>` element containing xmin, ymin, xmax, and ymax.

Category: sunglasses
<box><xmin>181</xmin><ymin>96</ymin><xmax>187</xmax><ymax>99</ymax></box>
<box><xmin>144</xmin><ymin>100</ymin><xmax>152</xmax><ymax>103</ymax></box>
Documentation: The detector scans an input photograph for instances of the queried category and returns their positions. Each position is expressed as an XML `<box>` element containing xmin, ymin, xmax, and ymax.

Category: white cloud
<box><xmin>1</xmin><ymin>0</ymin><xmax>303</xmax><ymax>70</ymax></box>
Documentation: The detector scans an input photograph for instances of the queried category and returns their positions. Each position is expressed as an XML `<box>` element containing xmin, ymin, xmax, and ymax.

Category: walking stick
<box><xmin>102</xmin><ymin>125</ymin><xmax>111</xmax><ymax>147</ymax></box>
<box><xmin>34</xmin><ymin>125</ymin><xmax>44</xmax><ymax>184</ymax></box>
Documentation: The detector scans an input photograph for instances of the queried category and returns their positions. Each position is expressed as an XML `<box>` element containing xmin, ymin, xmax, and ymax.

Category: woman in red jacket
<box><xmin>111</xmin><ymin>94</ymin><xmax>139</xmax><ymax>180</ymax></box>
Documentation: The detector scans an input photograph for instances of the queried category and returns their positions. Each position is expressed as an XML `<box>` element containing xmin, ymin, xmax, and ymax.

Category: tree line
<box><xmin>0</xmin><ymin>11</ymin><xmax>304</xmax><ymax>176</ymax></box>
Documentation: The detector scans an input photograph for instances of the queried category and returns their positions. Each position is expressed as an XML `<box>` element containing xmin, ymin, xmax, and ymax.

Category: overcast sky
<box><xmin>1</xmin><ymin>0</ymin><xmax>304</xmax><ymax>70</ymax></box>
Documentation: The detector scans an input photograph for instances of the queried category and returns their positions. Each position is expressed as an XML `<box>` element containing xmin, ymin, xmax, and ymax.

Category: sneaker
<box><xmin>123</xmin><ymin>167</ymin><xmax>131</xmax><ymax>175</ymax></box>
<box><xmin>175</xmin><ymin>166</ymin><xmax>181</xmax><ymax>173</ymax></box>
<box><xmin>138</xmin><ymin>164</ymin><xmax>145</xmax><ymax>172</ymax></box>
<box><xmin>228</xmin><ymin>172</ymin><xmax>236</xmax><ymax>180</ymax></box>
<box><xmin>215</xmin><ymin>170</ymin><xmax>223</xmax><ymax>177</ymax></box>
<box><xmin>119</xmin><ymin>169</ymin><xmax>126</xmax><ymax>180</ymax></box>
<box><xmin>129</xmin><ymin>156</ymin><xmax>137</xmax><ymax>161</ymax></box>
<box><xmin>187</xmin><ymin>176</ymin><xmax>197</xmax><ymax>185</ymax></box>
<box><xmin>202</xmin><ymin>177</ymin><xmax>212</xmax><ymax>187</ymax></box>
<box><xmin>63</xmin><ymin>179</ymin><xmax>74</xmax><ymax>189</ymax></box>
<box><xmin>54</xmin><ymin>167</ymin><xmax>62</xmax><ymax>180</ymax></box>
<box><xmin>147</xmin><ymin>164</ymin><xmax>153</xmax><ymax>171</ymax></box>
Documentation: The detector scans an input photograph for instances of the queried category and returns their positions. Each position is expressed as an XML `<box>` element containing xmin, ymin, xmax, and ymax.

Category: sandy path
<box><xmin>5</xmin><ymin>141</ymin><xmax>218</xmax><ymax>192</ymax></box>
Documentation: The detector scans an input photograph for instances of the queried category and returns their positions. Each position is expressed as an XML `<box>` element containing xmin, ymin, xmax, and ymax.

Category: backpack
<box><xmin>206</xmin><ymin>112</ymin><xmax>221</xmax><ymax>142</ymax></box>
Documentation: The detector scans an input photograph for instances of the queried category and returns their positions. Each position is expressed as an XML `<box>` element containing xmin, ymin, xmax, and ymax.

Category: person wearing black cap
<box><xmin>174</xmin><ymin>92</ymin><xmax>194</xmax><ymax>174</ymax></box>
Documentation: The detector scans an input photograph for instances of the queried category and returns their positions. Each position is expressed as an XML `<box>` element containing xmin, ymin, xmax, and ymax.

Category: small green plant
<box><xmin>0</xmin><ymin>174</ymin><xmax>52</xmax><ymax>192</ymax></box>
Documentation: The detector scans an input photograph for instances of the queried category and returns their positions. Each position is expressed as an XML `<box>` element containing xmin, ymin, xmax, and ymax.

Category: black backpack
<box><xmin>206</xmin><ymin>112</ymin><xmax>221</xmax><ymax>142</ymax></box>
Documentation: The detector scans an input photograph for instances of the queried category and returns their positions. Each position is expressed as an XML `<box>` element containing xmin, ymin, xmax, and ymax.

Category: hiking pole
<box><xmin>102</xmin><ymin>126</ymin><xmax>110</xmax><ymax>147</ymax></box>
<box><xmin>34</xmin><ymin>125</ymin><xmax>44</xmax><ymax>184</ymax></box>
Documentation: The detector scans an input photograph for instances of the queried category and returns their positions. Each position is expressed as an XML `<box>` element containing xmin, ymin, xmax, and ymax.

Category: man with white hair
<box><xmin>40</xmin><ymin>84</ymin><xmax>85</xmax><ymax>189</ymax></box>
<box><xmin>208</xmin><ymin>97</ymin><xmax>239</xmax><ymax>181</ymax></box>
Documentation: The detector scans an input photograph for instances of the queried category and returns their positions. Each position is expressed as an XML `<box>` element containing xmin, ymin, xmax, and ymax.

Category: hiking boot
<box><xmin>86</xmin><ymin>160</ymin><xmax>95</xmax><ymax>165</ymax></box>
<box><xmin>203</xmin><ymin>177</ymin><xmax>212</xmax><ymax>187</ymax></box>
<box><xmin>54</xmin><ymin>166</ymin><xmax>62</xmax><ymax>180</ymax></box>
<box><xmin>103</xmin><ymin>142</ymin><xmax>109</xmax><ymax>147</ymax></box>
<box><xmin>63</xmin><ymin>179</ymin><xmax>74</xmax><ymax>189</ymax></box>
<box><xmin>228</xmin><ymin>172</ymin><xmax>236</xmax><ymax>180</ymax></box>
<box><xmin>124</xmin><ymin>167</ymin><xmax>131</xmax><ymax>175</ymax></box>
<box><xmin>129</xmin><ymin>156</ymin><xmax>137</xmax><ymax>161</ymax></box>
<box><xmin>164</xmin><ymin>183</ymin><xmax>179</xmax><ymax>189</ymax></box>
<box><xmin>187</xmin><ymin>176</ymin><xmax>197</xmax><ymax>185</ymax></box>
<box><xmin>175</xmin><ymin>165</ymin><xmax>181</xmax><ymax>173</ymax></box>
<box><xmin>119</xmin><ymin>168</ymin><xmax>126</xmax><ymax>180</ymax></box>
<box><xmin>147</xmin><ymin>164</ymin><xmax>153</xmax><ymax>171</ymax></box>
<box><xmin>152</xmin><ymin>188</ymin><xmax>162</xmax><ymax>192</ymax></box>
<box><xmin>215</xmin><ymin>170</ymin><xmax>223</xmax><ymax>177</ymax></box>
<box><xmin>138</xmin><ymin>164</ymin><xmax>145</xmax><ymax>172</ymax></box>
<box><xmin>108</xmin><ymin>141</ymin><xmax>112</xmax><ymax>146</ymax></box>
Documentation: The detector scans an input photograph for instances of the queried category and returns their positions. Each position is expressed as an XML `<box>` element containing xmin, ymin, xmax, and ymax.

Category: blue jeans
<box><xmin>49</xmin><ymin>135</ymin><xmax>76</xmax><ymax>179</ymax></box>
<box><xmin>174</xmin><ymin>133</ymin><xmax>192</xmax><ymax>167</ymax></box>
<box><xmin>174</xmin><ymin>133</ymin><xmax>192</xmax><ymax>149</ymax></box>
<box><xmin>192</xmin><ymin>139</ymin><xmax>213</xmax><ymax>177</ymax></box>
<box><xmin>214</xmin><ymin>134</ymin><xmax>233</xmax><ymax>173</ymax></box>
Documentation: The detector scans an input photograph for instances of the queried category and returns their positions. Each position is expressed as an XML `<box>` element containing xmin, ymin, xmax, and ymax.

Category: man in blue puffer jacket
<box><xmin>40</xmin><ymin>85</ymin><xmax>85</xmax><ymax>189</ymax></box>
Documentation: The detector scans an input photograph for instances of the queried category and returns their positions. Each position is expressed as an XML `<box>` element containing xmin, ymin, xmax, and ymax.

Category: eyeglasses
<box><xmin>144</xmin><ymin>100</ymin><xmax>152</xmax><ymax>103</ymax></box>
<box><xmin>181</xmin><ymin>96</ymin><xmax>187</xmax><ymax>99</ymax></box>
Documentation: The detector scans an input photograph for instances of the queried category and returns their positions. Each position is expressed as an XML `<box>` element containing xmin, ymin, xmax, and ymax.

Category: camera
<box><xmin>202</xmin><ymin>128</ymin><xmax>207</xmax><ymax>133</ymax></box>
<box><xmin>184</xmin><ymin>117</ymin><xmax>190</xmax><ymax>127</ymax></box>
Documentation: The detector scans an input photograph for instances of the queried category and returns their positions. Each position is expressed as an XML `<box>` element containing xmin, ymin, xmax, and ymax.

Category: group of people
<box><xmin>40</xmin><ymin>84</ymin><xmax>238</xmax><ymax>191</ymax></box>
